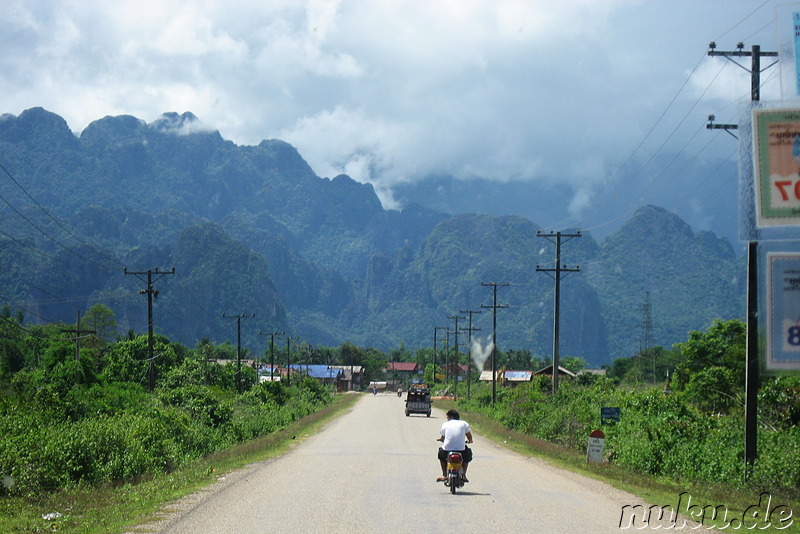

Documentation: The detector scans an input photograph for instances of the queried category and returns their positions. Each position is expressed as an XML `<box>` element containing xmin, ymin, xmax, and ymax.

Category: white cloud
<box><xmin>0</xmin><ymin>0</ymin><xmax>781</xmax><ymax>220</ymax></box>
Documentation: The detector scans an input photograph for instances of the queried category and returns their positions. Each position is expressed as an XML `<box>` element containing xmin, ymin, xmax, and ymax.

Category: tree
<box><xmin>83</xmin><ymin>303</ymin><xmax>118</xmax><ymax>342</ymax></box>
<box><xmin>674</xmin><ymin>319</ymin><xmax>745</xmax><ymax>389</ymax></box>
<box><xmin>423</xmin><ymin>363</ymin><xmax>441</xmax><ymax>385</ymax></box>
<box><xmin>503</xmin><ymin>349</ymin><xmax>534</xmax><ymax>370</ymax></box>
<box><xmin>561</xmin><ymin>356</ymin><xmax>586</xmax><ymax>374</ymax></box>
<box><xmin>414</xmin><ymin>347</ymin><xmax>433</xmax><ymax>369</ymax></box>
<box><xmin>338</xmin><ymin>341</ymin><xmax>363</xmax><ymax>367</ymax></box>
<box><xmin>684</xmin><ymin>366</ymin><xmax>739</xmax><ymax>413</ymax></box>
<box><xmin>362</xmin><ymin>347</ymin><xmax>388</xmax><ymax>384</ymax></box>
<box><xmin>101</xmin><ymin>335</ymin><xmax>179</xmax><ymax>386</ymax></box>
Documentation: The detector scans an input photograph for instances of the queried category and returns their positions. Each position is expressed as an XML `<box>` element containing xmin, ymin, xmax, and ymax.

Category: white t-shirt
<box><xmin>440</xmin><ymin>419</ymin><xmax>471</xmax><ymax>451</ymax></box>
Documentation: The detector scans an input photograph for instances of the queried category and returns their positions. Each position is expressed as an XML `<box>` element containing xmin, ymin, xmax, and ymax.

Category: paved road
<box><xmin>133</xmin><ymin>393</ymin><xmax>649</xmax><ymax>533</ymax></box>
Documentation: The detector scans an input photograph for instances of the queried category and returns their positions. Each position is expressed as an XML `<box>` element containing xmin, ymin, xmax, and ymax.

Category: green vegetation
<box><xmin>0</xmin><ymin>305</ymin><xmax>360</xmax><ymax>532</ymax></box>
<box><xmin>0</xmin><ymin>393</ymin><xmax>359</xmax><ymax>534</ymax></box>
<box><xmin>452</xmin><ymin>319</ymin><xmax>799</xmax><ymax>530</ymax></box>
<box><xmin>1</xmin><ymin>305</ymin><xmax>797</xmax><ymax>531</ymax></box>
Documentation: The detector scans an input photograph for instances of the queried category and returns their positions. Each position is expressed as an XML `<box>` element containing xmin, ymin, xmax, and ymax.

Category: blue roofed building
<box><xmin>290</xmin><ymin>364</ymin><xmax>344</xmax><ymax>388</ymax></box>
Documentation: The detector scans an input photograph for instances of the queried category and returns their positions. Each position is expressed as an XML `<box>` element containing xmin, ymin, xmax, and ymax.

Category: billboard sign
<box><xmin>767</xmin><ymin>252</ymin><xmax>800</xmax><ymax>372</ymax></box>
<box><xmin>753</xmin><ymin>107</ymin><xmax>800</xmax><ymax>227</ymax></box>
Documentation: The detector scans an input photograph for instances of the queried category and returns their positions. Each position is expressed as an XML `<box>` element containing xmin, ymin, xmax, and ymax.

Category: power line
<box><xmin>541</xmin><ymin>3</ymin><xmax>777</xmax><ymax>236</ymax></box>
<box><xmin>0</xmin><ymin>159</ymin><xmax>123</xmax><ymax>270</ymax></box>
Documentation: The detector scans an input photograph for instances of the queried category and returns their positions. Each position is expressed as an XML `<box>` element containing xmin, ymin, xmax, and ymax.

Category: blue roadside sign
<box><xmin>601</xmin><ymin>407</ymin><xmax>621</xmax><ymax>424</ymax></box>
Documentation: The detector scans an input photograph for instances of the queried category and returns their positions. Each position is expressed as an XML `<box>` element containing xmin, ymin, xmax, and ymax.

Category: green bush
<box><xmin>460</xmin><ymin>378</ymin><xmax>800</xmax><ymax>494</ymax></box>
<box><xmin>0</xmin><ymin>377</ymin><xmax>333</xmax><ymax>496</ymax></box>
<box><xmin>157</xmin><ymin>385</ymin><xmax>233</xmax><ymax>428</ymax></box>
<box><xmin>683</xmin><ymin>366</ymin><xmax>739</xmax><ymax>413</ymax></box>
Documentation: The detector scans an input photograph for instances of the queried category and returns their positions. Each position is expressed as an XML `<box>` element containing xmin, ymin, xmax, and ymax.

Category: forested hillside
<box><xmin>0</xmin><ymin>108</ymin><xmax>745</xmax><ymax>366</ymax></box>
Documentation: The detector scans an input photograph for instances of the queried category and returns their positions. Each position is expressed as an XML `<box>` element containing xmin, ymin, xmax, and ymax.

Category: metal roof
<box><xmin>386</xmin><ymin>361</ymin><xmax>419</xmax><ymax>372</ymax></box>
<box><xmin>297</xmin><ymin>364</ymin><xmax>344</xmax><ymax>379</ymax></box>
<box><xmin>505</xmin><ymin>371</ymin><xmax>533</xmax><ymax>381</ymax></box>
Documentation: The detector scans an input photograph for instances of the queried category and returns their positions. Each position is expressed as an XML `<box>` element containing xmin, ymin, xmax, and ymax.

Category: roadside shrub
<box><xmin>248</xmin><ymin>380</ymin><xmax>289</xmax><ymax>406</ymax></box>
<box><xmin>683</xmin><ymin>366</ymin><xmax>739</xmax><ymax>414</ymax></box>
<box><xmin>298</xmin><ymin>376</ymin><xmax>329</xmax><ymax>405</ymax></box>
<box><xmin>157</xmin><ymin>385</ymin><xmax>233</xmax><ymax>428</ymax></box>
<box><xmin>758</xmin><ymin>375</ymin><xmax>800</xmax><ymax>429</ymax></box>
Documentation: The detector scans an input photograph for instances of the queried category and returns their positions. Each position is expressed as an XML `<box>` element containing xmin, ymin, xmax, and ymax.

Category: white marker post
<box><xmin>587</xmin><ymin>429</ymin><xmax>605</xmax><ymax>463</ymax></box>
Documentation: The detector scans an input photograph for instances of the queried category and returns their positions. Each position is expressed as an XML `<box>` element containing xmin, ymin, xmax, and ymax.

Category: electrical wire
<box><xmin>0</xmin><ymin>160</ymin><xmax>122</xmax><ymax>271</ymax></box>
<box><xmin>540</xmin><ymin>1</ymin><xmax>778</xmax><ymax>237</ymax></box>
<box><xmin>714</xmin><ymin>0</ymin><xmax>775</xmax><ymax>43</ymax></box>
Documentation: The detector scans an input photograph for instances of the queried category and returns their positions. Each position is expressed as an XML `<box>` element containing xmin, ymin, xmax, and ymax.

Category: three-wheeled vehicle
<box><xmin>405</xmin><ymin>385</ymin><xmax>431</xmax><ymax>417</ymax></box>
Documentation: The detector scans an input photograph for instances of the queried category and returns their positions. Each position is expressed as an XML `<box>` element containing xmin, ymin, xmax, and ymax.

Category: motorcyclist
<box><xmin>397</xmin><ymin>387</ymin><xmax>402</xmax><ymax>397</ymax></box>
<box><xmin>436</xmin><ymin>409</ymin><xmax>473</xmax><ymax>482</ymax></box>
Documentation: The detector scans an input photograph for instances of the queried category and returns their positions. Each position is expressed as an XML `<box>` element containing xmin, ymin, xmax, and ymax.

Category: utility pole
<box><xmin>481</xmin><ymin>281</ymin><xmax>509</xmax><ymax>406</ymax></box>
<box><xmin>258</xmin><ymin>330</ymin><xmax>284</xmax><ymax>382</ymax></box>
<box><xmin>459</xmin><ymin>309</ymin><xmax>482</xmax><ymax>400</ymax></box>
<box><xmin>448</xmin><ymin>315</ymin><xmax>465</xmax><ymax>400</ymax></box>
<box><xmin>286</xmin><ymin>336</ymin><xmax>298</xmax><ymax>386</ymax></box>
<box><xmin>124</xmin><ymin>266</ymin><xmax>175</xmax><ymax>390</ymax></box>
<box><xmin>444</xmin><ymin>330</ymin><xmax>450</xmax><ymax>386</ymax></box>
<box><xmin>60</xmin><ymin>310</ymin><xmax>96</xmax><ymax>363</ymax></box>
<box><xmin>536</xmin><ymin>230</ymin><xmax>581</xmax><ymax>394</ymax></box>
<box><xmin>434</xmin><ymin>326</ymin><xmax>447</xmax><ymax>387</ymax></box>
<box><xmin>639</xmin><ymin>291</ymin><xmax>655</xmax><ymax>382</ymax></box>
<box><xmin>706</xmin><ymin>41</ymin><xmax>777</xmax><ymax>472</ymax></box>
<box><xmin>223</xmin><ymin>313</ymin><xmax>255</xmax><ymax>394</ymax></box>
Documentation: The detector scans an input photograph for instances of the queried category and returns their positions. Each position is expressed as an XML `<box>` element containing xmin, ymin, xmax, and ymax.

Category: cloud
<box><xmin>0</xmin><ymin>0</ymin><xmax>780</xmax><ymax>219</ymax></box>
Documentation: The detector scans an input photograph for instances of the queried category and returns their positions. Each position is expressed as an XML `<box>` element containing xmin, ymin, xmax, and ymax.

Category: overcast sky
<box><xmin>0</xmin><ymin>0</ymin><xmax>787</xmax><ymax>230</ymax></box>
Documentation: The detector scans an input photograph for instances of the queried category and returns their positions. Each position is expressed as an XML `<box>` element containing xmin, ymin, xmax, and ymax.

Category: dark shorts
<box><xmin>438</xmin><ymin>446</ymin><xmax>472</xmax><ymax>463</ymax></box>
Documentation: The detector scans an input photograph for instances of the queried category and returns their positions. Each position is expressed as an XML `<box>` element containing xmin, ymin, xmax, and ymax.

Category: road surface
<box><xmin>130</xmin><ymin>393</ymin><xmax>656</xmax><ymax>533</ymax></box>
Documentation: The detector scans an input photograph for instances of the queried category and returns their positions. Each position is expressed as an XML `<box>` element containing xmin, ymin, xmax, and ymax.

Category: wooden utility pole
<box><xmin>433</xmin><ymin>326</ymin><xmax>447</xmax><ymax>387</ymax></box>
<box><xmin>459</xmin><ymin>309</ymin><xmax>481</xmax><ymax>400</ymax></box>
<box><xmin>224</xmin><ymin>313</ymin><xmax>255</xmax><ymax>393</ymax></box>
<box><xmin>536</xmin><ymin>231</ymin><xmax>581</xmax><ymax>393</ymax></box>
<box><xmin>60</xmin><ymin>310</ymin><xmax>96</xmax><ymax>363</ymax></box>
<box><xmin>481</xmin><ymin>281</ymin><xmax>509</xmax><ymax>406</ymax></box>
<box><xmin>448</xmin><ymin>314</ymin><xmax>465</xmax><ymax>400</ymax></box>
<box><xmin>124</xmin><ymin>266</ymin><xmax>175</xmax><ymax>390</ymax></box>
<box><xmin>258</xmin><ymin>331</ymin><xmax>284</xmax><ymax>381</ymax></box>
<box><xmin>286</xmin><ymin>336</ymin><xmax>298</xmax><ymax>386</ymax></box>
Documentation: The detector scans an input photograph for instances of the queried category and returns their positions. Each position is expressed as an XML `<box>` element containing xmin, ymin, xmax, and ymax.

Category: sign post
<box><xmin>586</xmin><ymin>429</ymin><xmax>605</xmax><ymax>463</ymax></box>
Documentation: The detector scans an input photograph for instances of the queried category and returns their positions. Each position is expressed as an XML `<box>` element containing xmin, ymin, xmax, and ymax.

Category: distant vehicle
<box><xmin>408</xmin><ymin>377</ymin><xmax>428</xmax><ymax>389</ymax></box>
<box><xmin>405</xmin><ymin>387</ymin><xmax>431</xmax><ymax>417</ymax></box>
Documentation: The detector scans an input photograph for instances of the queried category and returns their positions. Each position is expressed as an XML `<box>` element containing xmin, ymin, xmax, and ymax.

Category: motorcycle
<box><xmin>443</xmin><ymin>450</ymin><xmax>466</xmax><ymax>494</ymax></box>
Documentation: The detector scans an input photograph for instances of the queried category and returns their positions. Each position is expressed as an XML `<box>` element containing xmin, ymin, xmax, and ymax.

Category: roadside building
<box><xmin>533</xmin><ymin>365</ymin><xmax>577</xmax><ymax>379</ymax></box>
<box><xmin>328</xmin><ymin>365</ymin><xmax>364</xmax><ymax>391</ymax></box>
<box><xmin>386</xmin><ymin>361</ymin><xmax>420</xmax><ymax>387</ymax></box>
<box><xmin>301</xmin><ymin>364</ymin><xmax>344</xmax><ymax>388</ymax></box>
<box><xmin>478</xmin><ymin>368</ymin><xmax>533</xmax><ymax>387</ymax></box>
